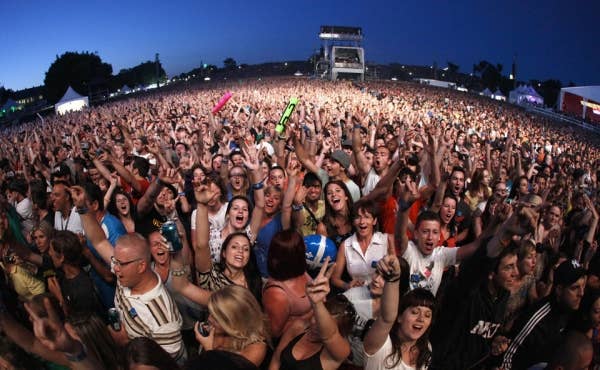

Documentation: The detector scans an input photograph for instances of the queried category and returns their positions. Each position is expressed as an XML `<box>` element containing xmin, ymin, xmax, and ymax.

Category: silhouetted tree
<box><xmin>223</xmin><ymin>57</ymin><xmax>237</xmax><ymax>70</ymax></box>
<box><xmin>114</xmin><ymin>61</ymin><xmax>166</xmax><ymax>89</ymax></box>
<box><xmin>44</xmin><ymin>51</ymin><xmax>113</xmax><ymax>103</ymax></box>
<box><xmin>447</xmin><ymin>61</ymin><xmax>459</xmax><ymax>74</ymax></box>
<box><xmin>0</xmin><ymin>86</ymin><xmax>14</xmax><ymax>105</ymax></box>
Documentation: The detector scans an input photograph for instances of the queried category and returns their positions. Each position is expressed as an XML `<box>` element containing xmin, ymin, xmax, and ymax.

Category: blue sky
<box><xmin>1</xmin><ymin>0</ymin><xmax>598</xmax><ymax>90</ymax></box>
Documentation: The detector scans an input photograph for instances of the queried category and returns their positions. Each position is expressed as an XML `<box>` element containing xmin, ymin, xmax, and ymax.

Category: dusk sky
<box><xmin>1</xmin><ymin>0</ymin><xmax>598</xmax><ymax>91</ymax></box>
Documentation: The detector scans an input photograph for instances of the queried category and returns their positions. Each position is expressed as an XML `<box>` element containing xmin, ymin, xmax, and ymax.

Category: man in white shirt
<box><xmin>51</xmin><ymin>181</ymin><xmax>83</xmax><ymax>234</ymax></box>
<box><xmin>401</xmin><ymin>210</ymin><xmax>481</xmax><ymax>296</ymax></box>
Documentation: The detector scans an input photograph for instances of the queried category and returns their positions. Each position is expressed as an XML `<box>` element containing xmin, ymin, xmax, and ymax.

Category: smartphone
<box><xmin>197</xmin><ymin>321</ymin><xmax>211</xmax><ymax>337</ymax></box>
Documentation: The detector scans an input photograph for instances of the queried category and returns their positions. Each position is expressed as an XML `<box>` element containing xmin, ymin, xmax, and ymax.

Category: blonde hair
<box><xmin>208</xmin><ymin>285</ymin><xmax>269</xmax><ymax>352</ymax></box>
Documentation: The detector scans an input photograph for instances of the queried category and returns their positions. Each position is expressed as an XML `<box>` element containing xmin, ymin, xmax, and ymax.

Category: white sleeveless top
<box><xmin>344</xmin><ymin>231</ymin><xmax>388</xmax><ymax>283</ymax></box>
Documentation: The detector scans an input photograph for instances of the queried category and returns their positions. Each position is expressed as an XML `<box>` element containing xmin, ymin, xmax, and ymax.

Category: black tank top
<box><xmin>280</xmin><ymin>333</ymin><xmax>324</xmax><ymax>370</ymax></box>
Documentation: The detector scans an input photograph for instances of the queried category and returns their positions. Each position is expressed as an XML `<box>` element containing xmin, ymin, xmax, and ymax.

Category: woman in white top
<box><xmin>364</xmin><ymin>254</ymin><xmax>435</xmax><ymax>370</ymax></box>
<box><xmin>331</xmin><ymin>199</ymin><xmax>393</xmax><ymax>291</ymax></box>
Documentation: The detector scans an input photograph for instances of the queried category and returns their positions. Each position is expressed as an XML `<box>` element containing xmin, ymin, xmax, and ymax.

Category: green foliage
<box><xmin>0</xmin><ymin>86</ymin><xmax>14</xmax><ymax>105</ymax></box>
<box><xmin>447</xmin><ymin>61</ymin><xmax>459</xmax><ymax>74</ymax></box>
<box><xmin>44</xmin><ymin>51</ymin><xmax>112</xmax><ymax>103</ymax></box>
<box><xmin>223</xmin><ymin>57</ymin><xmax>237</xmax><ymax>70</ymax></box>
<box><xmin>114</xmin><ymin>61</ymin><xmax>166</xmax><ymax>89</ymax></box>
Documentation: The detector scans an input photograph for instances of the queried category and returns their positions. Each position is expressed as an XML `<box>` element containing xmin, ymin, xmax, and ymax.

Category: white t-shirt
<box><xmin>402</xmin><ymin>240</ymin><xmax>457</xmax><ymax>296</ymax></box>
<box><xmin>14</xmin><ymin>197</ymin><xmax>34</xmax><ymax>233</ymax></box>
<box><xmin>190</xmin><ymin>202</ymin><xmax>228</xmax><ymax>232</ymax></box>
<box><xmin>344</xmin><ymin>232</ymin><xmax>388</xmax><ymax>283</ymax></box>
<box><xmin>365</xmin><ymin>335</ymin><xmax>428</xmax><ymax>370</ymax></box>
<box><xmin>362</xmin><ymin>168</ymin><xmax>381</xmax><ymax>196</ymax></box>
<box><xmin>54</xmin><ymin>207</ymin><xmax>83</xmax><ymax>234</ymax></box>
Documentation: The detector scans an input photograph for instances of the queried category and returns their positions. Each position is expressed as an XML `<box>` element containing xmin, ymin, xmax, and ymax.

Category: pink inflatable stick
<box><xmin>211</xmin><ymin>92</ymin><xmax>233</xmax><ymax>114</ymax></box>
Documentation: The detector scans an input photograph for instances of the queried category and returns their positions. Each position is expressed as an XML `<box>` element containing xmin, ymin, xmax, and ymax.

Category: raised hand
<box><xmin>376</xmin><ymin>254</ymin><xmax>401</xmax><ymax>282</ymax></box>
<box><xmin>306</xmin><ymin>256</ymin><xmax>335</xmax><ymax>305</ymax></box>
<box><xmin>194</xmin><ymin>183</ymin><xmax>219</xmax><ymax>206</ymax></box>
<box><xmin>24</xmin><ymin>297</ymin><xmax>82</xmax><ymax>355</ymax></box>
<box><xmin>158</xmin><ymin>166</ymin><xmax>181</xmax><ymax>185</ymax></box>
<box><xmin>241</xmin><ymin>147</ymin><xmax>259</xmax><ymax>171</ymax></box>
<box><xmin>68</xmin><ymin>186</ymin><xmax>87</xmax><ymax>209</ymax></box>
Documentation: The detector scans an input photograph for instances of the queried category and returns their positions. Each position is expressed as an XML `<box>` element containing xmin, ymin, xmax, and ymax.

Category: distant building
<box><xmin>11</xmin><ymin>86</ymin><xmax>46</xmax><ymax>108</ymax></box>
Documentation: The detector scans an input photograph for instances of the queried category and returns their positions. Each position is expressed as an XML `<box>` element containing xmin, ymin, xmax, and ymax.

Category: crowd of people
<box><xmin>0</xmin><ymin>76</ymin><xmax>598</xmax><ymax>369</ymax></box>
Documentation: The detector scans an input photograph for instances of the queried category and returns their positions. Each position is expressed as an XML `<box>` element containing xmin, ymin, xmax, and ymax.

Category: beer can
<box><xmin>161</xmin><ymin>221</ymin><xmax>183</xmax><ymax>253</ymax></box>
<box><xmin>108</xmin><ymin>308</ymin><xmax>121</xmax><ymax>331</ymax></box>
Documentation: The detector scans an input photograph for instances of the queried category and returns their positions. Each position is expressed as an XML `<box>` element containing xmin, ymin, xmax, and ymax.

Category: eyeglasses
<box><xmin>229</xmin><ymin>173</ymin><xmax>245</xmax><ymax>179</ymax></box>
<box><xmin>111</xmin><ymin>256</ymin><xmax>142</xmax><ymax>268</ymax></box>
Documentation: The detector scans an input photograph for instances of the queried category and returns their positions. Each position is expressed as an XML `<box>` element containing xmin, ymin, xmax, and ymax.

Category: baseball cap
<box><xmin>330</xmin><ymin>150</ymin><xmax>350</xmax><ymax>170</ymax></box>
<box><xmin>554</xmin><ymin>259</ymin><xmax>586</xmax><ymax>286</ymax></box>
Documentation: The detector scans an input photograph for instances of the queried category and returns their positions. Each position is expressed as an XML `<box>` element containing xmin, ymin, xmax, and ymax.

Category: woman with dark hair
<box><xmin>364</xmin><ymin>254</ymin><xmax>435</xmax><ymax>370</ymax></box>
<box><xmin>263</xmin><ymin>229</ymin><xmax>312</xmax><ymax>339</ymax></box>
<box><xmin>464</xmin><ymin>168</ymin><xmax>492</xmax><ymax>211</ymax></box>
<box><xmin>170</xmin><ymin>231</ymin><xmax>262</xmax><ymax>304</ymax></box>
<box><xmin>269</xmin><ymin>258</ymin><xmax>354</xmax><ymax>370</ymax></box>
<box><xmin>331</xmin><ymin>199</ymin><xmax>392</xmax><ymax>291</ymax></box>
<box><xmin>508</xmin><ymin>175</ymin><xmax>530</xmax><ymax>202</ymax></box>
<box><xmin>107</xmin><ymin>188</ymin><xmax>136</xmax><ymax>233</ymax></box>
<box><xmin>125</xmin><ymin>337</ymin><xmax>180</xmax><ymax>370</ymax></box>
<box><xmin>67</xmin><ymin>312</ymin><xmax>124</xmax><ymax>370</ymax></box>
<box><xmin>431</xmin><ymin>194</ymin><xmax>466</xmax><ymax>247</ymax></box>
<box><xmin>572</xmin><ymin>291</ymin><xmax>600</xmax><ymax>368</ymax></box>
<box><xmin>318</xmin><ymin>180</ymin><xmax>355</xmax><ymax>247</ymax></box>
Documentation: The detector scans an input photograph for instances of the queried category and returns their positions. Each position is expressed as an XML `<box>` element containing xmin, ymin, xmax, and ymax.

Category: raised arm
<box><xmin>110</xmin><ymin>156</ymin><xmax>142</xmax><ymax>193</ymax></box>
<box><xmin>169</xmin><ymin>241</ymin><xmax>211</xmax><ymax>306</ymax></box>
<box><xmin>193</xmin><ymin>184</ymin><xmax>217</xmax><ymax>273</ymax></box>
<box><xmin>243</xmin><ymin>148</ymin><xmax>265</xmax><ymax>241</ymax></box>
<box><xmin>363</xmin><ymin>254</ymin><xmax>401</xmax><ymax>355</ymax></box>
<box><xmin>352</xmin><ymin>121</ymin><xmax>371</xmax><ymax>176</ymax></box>
<box><xmin>306</xmin><ymin>258</ymin><xmax>351</xmax><ymax>364</ymax></box>
<box><xmin>70</xmin><ymin>186</ymin><xmax>113</xmax><ymax>265</ymax></box>
<box><xmin>293</xmin><ymin>135</ymin><xmax>320</xmax><ymax>175</ymax></box>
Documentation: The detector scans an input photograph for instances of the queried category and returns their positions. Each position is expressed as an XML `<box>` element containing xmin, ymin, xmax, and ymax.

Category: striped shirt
<box><xmin>114</xmin><ymin>272</ymin><xmax>185</xmax><ymax>361</ymax></box>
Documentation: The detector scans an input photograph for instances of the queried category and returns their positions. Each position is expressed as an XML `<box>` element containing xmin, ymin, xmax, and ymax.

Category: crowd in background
<box><xmin>0</xmin><ymin>77</ymin><xmax>598</xmax><ymax>369</ymax></box>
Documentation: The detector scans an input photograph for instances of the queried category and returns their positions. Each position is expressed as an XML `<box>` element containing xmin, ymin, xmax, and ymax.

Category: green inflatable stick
<box><xmin>275</xmin><ymin>97</ymin><xmax>299</xmax><ymax>134</ymax></box>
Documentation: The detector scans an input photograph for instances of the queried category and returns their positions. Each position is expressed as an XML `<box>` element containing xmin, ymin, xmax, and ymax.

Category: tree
<box><xmin>44</xmin><ymin>52</ymin><xmax>113</xmax><ymax>104</ymax></box>
<box><xmin>0</xmin><ymin>86</ymin><xmax>14</xmax><ymax>105</ymax></box>
<box><xmin>114</xmin><ymin>61</ymin><xmax>166</xmax><ymax>89</ymax></box>
<box><xmin>473</xmin><ymin>60</ymin><xmax>503</xmax><ymax>92</ymax></box>
<box><xmin>447</xmin><ymin>61</ymin><xmax>459</xmax><ymax>74</ymax></box>
<box><xmin>223</xmin><ymin>57</ymin><xmax>237</xmax><ymax>70</ymax></box>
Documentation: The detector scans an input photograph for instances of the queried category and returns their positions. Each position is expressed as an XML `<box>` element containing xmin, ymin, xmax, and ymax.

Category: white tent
<box><xmin>55</xmin><ymin>86</ymin><xmax>88</xmax><ymax>115</ymax></box>
<box><xmin>509</xmin><ymin>85</ymin><xmax>544</xmax><ymax>105</ymax></box>
<box><xmin>492</xmin><ymin>88</ymin><xmax>506</xmax><ymax>101</ymax></box>
<box><xmin>481</xmin><ymin>88</ymin><xmax>493</xmax><ymax>97</ymax></box>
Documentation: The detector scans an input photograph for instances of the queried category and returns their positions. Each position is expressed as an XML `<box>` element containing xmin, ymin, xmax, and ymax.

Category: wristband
<box><xmin>292</xmin><ymin>204</ymin><xmax>304</xmax><ymax>212</ymax></box>
<box><xmin>384</xmin><ymin>276</ymin><xmax>401</xmax><ymax>283</ymax></box>
<box><xmin>178</xmin><ymin>191</ymin><xmax>186</xmax><ymax>197</ymax></box>
<box><xmin>353</xmin><ymin>124</ymin><xmax>362</xmax><ymax>130</ymax></box>
<box><xmin>171</xmin><ymin>267</ymin><xmax>188</xmax><ymax>277</ymax></box>
<box><xmin>252</xmin><ymin>182</ymin><xmax>264</xmax><ymax>190</ymax></box>
<box><xmin>221</xmin><ymin>157</ymin><xmax>229</xmax><ymax>163</ymax></box>
<box><xmin>65</xmin><ymin>343</ymin><xmax>87</xmax><ymax>363</ymax></box>
<box><xmin>155</xmin><ymin>178</ymin><xmax>164</xmax><ymax>187</ymax></box>
<box><xmin>76</xmin><ymin>207</ymin><xmax>89</xmax><ymax>215</ymax></box>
